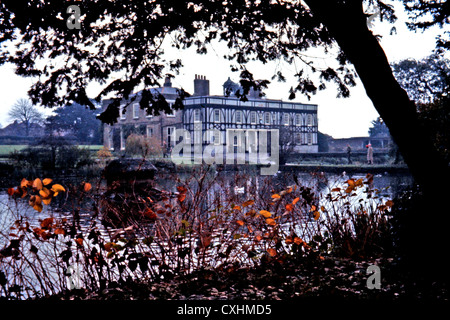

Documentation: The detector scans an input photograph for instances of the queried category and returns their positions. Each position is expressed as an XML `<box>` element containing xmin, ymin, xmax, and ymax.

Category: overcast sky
<box><xmin>0</xmin><ymin>2</ymin><xmax>446</xmax><ymax>138</ymax></box>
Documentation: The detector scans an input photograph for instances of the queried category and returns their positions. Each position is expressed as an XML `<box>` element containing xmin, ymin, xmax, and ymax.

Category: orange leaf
<box><xmin>245</xmin><ymin>209</ymin><xmax>256</xmax><ymax>217</ymax></box>
<box><xmin>347</xmin><ymin>179</ymin><xmax>355</xmax><ymax>186</ymax></box>
<box><xmin>41</xmin><ymin>217</ymin><xmax>54</xmax><ymax>229</ymax></box>
<box><xmin>39</xmin><ymin>187</ymin><xmax>51</xmax><ymax>198</ymax></box>
<box><xmin>54</xmin><ymin>228</ymin><xmax>65</xmax><ymax>235</ymax></box>
<box><xmin>236</xmin><ymin>220</ymin><xmax>245</xmax><ymax>226</ymax></box>
<box><xmin>51</xmin><ymin>184</ymin><xmax>66</xmax><ymax>193</ymax></box>
<box><xmin>259</xmin><ymin>210</ymin><xmax>271</xmax><ymax>218</ymax></box>
<box><xmin>292</xmin><ymin>197</ymin><xmax>300</xmax><ymax>205</ymax></box>
<box><xmin>385</xmin><ymin>200</ymin><xmax>394</xmax><ymax>208</ymax></box>
<box><xmin>233</xmin><ymin>205</ymin><xmax>241</xmax><ymax>211</ymax></box>
<box><xmin>285</xmin><ymin>236</ymin><xmax>293</xmax><ymax>244</ymax></box>
<box><xmin>310</xmin><ymin>205</ymin><xmax>317</xmax><ymax>212</ymax></box>
<box><xmin>267</xmin><ymin>248</ymin><xmax>277</xmax><ymax>257</ymax></box>
<box><xmin>331</xmin><ymin>187</ymin><xmax>341</xmax><ymax>192</ymax></box>
<box><xmin>33</xmin><ymin>203</ymin><xmax>43</xmax><ymax>213</ymax></box>
<box><xmin>256</xmin><ymin>235</ymin><xmax>262</xmax><ymax>241</ymax></box>
<box><xmin>75</xmin><ymin>238</ymin><xmax>83</xmax><ymax>246</ymax></box>
<box><xmin>177</xmin><ymin>193</ymin><xmax>186</xmax><ymax>202</ymax></box>
<box><xmin>83</xmin><ymin>182</ymin><xmax>92</xmax><ymax>192</ymax></box>
<box><xmin>242</xmin><ymin>200</ymin><xmax>255</xmax><ymax>207</ymax></box>
<box><xmin>271</xmin><ymin>194</ymin><xmax>281</xmax><ymax>199</ymax></box>
<box><xmin>42</xmin><ymin>178</ymin><xmax>52</xmax><ymax>185</ymax></box>
<box><xmin>142</xmin><ymin>208</ymin><xmax>157</xmax><ymax>220</ymax></box>
<box><xmin>7</xmin><ymin>188</ymin><xmax>15</xmax><ymax>196</ymax></box>
<box><xmin>313</xmin><ymin>211</ymin><xmax>320</xmax><ymax>221</ymax></box>
<box><xmin>266</xmin><ymin>218</ymin><xmax>276</xmax><ymax>226</ymax></box>
<box><xmin>293</xmin><ymin>237</ymin><xmax>303</xmax><ymax>245</ymax></box>
<box><xmin>32</xmin><ymin>178</ymin><xmax>43</xmax><ymax>191</ymax></box>
<box><xmin>286</xmin><ymin>187</ymin><xmax>293</xmax><ymax>193</ymax></box>
<box><xmin>285</xmin><ymin>203</ymin><xmax>294</xmax><ymax>212</ymax></box>
<box><xmin>177</xmin><ymin>186</ymin><xmax>187</xmax><ymax>193</ymax></box>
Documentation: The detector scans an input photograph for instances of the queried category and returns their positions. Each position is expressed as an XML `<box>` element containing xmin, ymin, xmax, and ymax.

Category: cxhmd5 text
<box><xmin>177</xmin><ymin>304</ymin><xmax>272</xmax><ymax>317</ymax></box>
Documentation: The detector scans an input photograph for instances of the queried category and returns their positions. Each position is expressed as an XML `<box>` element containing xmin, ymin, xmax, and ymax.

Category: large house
<box><xmin>103</xmin><ymin>75</ymin><xmax>319</xmax><ymax>160</ymax></box>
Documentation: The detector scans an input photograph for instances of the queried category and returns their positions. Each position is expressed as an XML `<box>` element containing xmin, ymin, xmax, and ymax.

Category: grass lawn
<box><xmin>0</xmin><ymin>144</ymin><xmax>104</xmax><ymax>157</ymax></box>
<box><xmin>0</xmin><ymin>145</ymin><xmax>28</xmax><ymax>156</ymax></box>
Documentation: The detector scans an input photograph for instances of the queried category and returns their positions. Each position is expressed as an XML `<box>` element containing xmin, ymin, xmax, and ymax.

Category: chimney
<box><xmin>163</xmin><ymin>76</ymin><xmax>172</xmax><ymax>87</ymax></box>
<box><xmin>193</xmin><ymin>74</ymin><xmax>210</xmax><ymax>96</ymax></box>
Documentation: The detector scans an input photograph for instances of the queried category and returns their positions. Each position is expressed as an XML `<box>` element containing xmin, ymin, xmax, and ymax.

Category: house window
<box><xmin>133</xmin><ymin>103</ymin><xmax>139</xmax><ymax>119</ymax></box>
<box><xmin>120</xmin><ymin>104</ymin><xmax>126</xmax><ymax>120</ymax></box>
<box><xmin>194</xmin><ymin>109</ymin><xmax>201</xmax><ymax>122</ymax></box>
<box><xmin>307</xmin><ymin>114</ymin><xmax>313</xmax><ymax>126</ymax></box>
<box><xmin>167</xmin><ymin>127</ymin><xmax>175</xmax><ymax>146</ymax></box>
<box><xmin>250</xmin><ymin>111</ymin><xmax>257</xmax><ymax>124</ymax></box>
<box><xmin>265</xmin><ymin>112</ymin><xmax>271</xmax><ymax>125</ymax></box>
<box><xmin>146</xmin><ymin>126</ymin><xmax>153</xmax><ymax>138</ymax></box>
<box><xmin>214</xmin><ymin>130</ymin><xmax>221</xmax><ymax>145</ymax></box>
<box><xmin>295</xmin><ymin>132</ymin><xmax>302</xmax><ymax>145</ymax></box>
<box><xmin>235</xmin><ymin>110</ymin><xmax>242</xmax><ymax>124</ymax></box>
<box><xmin>120</xmin><ymin>128</ymin><xmax>125</xmax><ymax>150</ymax></box>
<box><xmin>233</xmin><ymin>135</ymin><xmax>239</xmax><ymax>146</ymax></box>
<box><xmin>295</xmin><ymin>114</ymin><xmax>301</xmax><ymax>126</ymax></box>
<box><xmin>166</xmin><ymin>102</ymin><xmax>176</xmax><ymax>117</ymax></box>
<box><xmin>184</xmin><ymin>131</ymin><xmax>191</xmax><ymax>144</ymax></box>
<box><xmin>214</xmin><ymin>109</ymin><xmax>221</xmax><ymax>122</ymax></box>
<box><xmin>283</xmin><ymin>113</ymin><xmax>290</xmax><ymax>126</ymax></box>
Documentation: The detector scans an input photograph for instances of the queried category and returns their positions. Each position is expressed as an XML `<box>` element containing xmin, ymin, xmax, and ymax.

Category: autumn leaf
<box><xmin>245</xmin><ymin>209</ymin><xmax>256</xmax><ymax>217</ymax></box>
<box><xmin>177</xmin><ymin>186</ymin><xmax>187</xmax><ymax>193</ymax></box>
<box><xmin>266</xmin><ymin>218</ymin><xmax>276</xmax><ymax>226</ymax></box>
<box><xmin>347</xmin><ymin>179</ymin><xmax>355</xmax><ymax>186</ymax></box>
<box><xmin>233</xmin><ymin>205</ymin><xmax>241</xmax><ymax>211</ymax></box>
<box><xmin>39</xmin><ymin>187</ymin><xmax>51</xmax><ymax>198</ymax></box>
<box><xmin>242</xmin><ymin>200</ymin><xmax>255</xmax><ymax>207</ymax></box>
<box><xmin>75</xmin><ymin>238</ymin><xmax>83</xmax><ymax>246</ymax></box>
<box><xmin>285</xmin><ymin>203</ymin><xmax>294</xmax><ymax>212</ymax></box>
<box><xmin>285</xmin><ymin>236</ymin><xmax>293</xmax><ymax>244</ymax></box>
<box><xmin>294</xmin><ymin>237</ymin><xmax>304</xmax><ymax>245</ymax></box>
<box><xmin>41</xmin><ymin>217</ymin><xmax>54</xmax><ymax>229</ymax></box>
<box><xmin>286</xmin><ymin>187</ymin><xmax>293</xmax><ymax>193</ymax></box>
<box><xmin>42</xmin><ymin>178</ymin><xmax>52</xmax><ymax>185</ymax></box>
<box><xmin>142</xmin><ymin>208</ymin><xmax>157</xmax><ymax>220</ymax></box>
<box><xmin>236</xmin><ymin>220</ymin><xmax>245</xmax><ymax>226</ymax></box>
<box><xmin>255</xmin><ymin>235</ymin><xmax>262</xmax><ymax>241</ymax></box>
<box><xmin>267</xmin><ymin>248</ymin><xmax>277</xmax><ymax>257</ymax></box>
<box><xmin>83</xmin><ymin>182</ymin><xmax>92</xmax><ymax>192</ymax></box>
<box><xmin>51</xmin><ymin>184</ymin><xmax>66</xmax><ymax>193</ymax></box>
<box><xmin>33</xmin><ymin>203</ymin><xmax>43</xmax><ymax>213</ymax></box>
<box><xmin>310</xmin><ymin>205</ymin><xmax>317</xmax><ymax>212</ymax></box>
<box><xmin>313</xmin><ymin>211</ymin><xmax>320</xmax><ymax>221</ymax></box>
<box><xmin>32</xmin><ymin>178</ymin><xmax>43</xmax><ymax>191</ymax></box>
<box><xmin>385</xmin><ymin>200</ymin><xmax>394</xmax><ymax>208</ymax></box>
<box><xmin>331</xmin><ymin>187</ymin><xmax>341</xmax><ymax>192</ymax></box>
<box><xmin>7</xmin><ymin>188</ymin><xmax>15</xmax><ymax>196</ymax></box>
<box><xmin>292</xmin><ymin>197</ymin><xmax>300</xmax><ymax>205</ymax></box>
<box><xmin>54</xmin><ymin>228</ymin><xmax>65</xmax><ymax>235</ymax></box>
<box><xmin>177</xmin><ymin>193</ymin><xmax>186</xmax><ymax>202</ymax></box>
<box><xmin>259</xmin><ymin>210</ymin><xmax>272</xmax><ymax>218</ymax></box>
<box><xmin>271</xmin><ymin>194</ymin><xmax>281</xmax><ymax>199</ymax></box>
<box><xmin>20</xmin><ymin>178</ymin><xmax>32</xmax><ymax>188</ymax></box>
<box><xmin>42</xmin><ymin>197</ymin><xmax>52</xmax><ymax>205</ymax></box>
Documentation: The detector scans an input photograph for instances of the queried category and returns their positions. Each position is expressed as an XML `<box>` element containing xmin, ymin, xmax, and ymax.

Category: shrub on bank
<box><xmin>0</xmin><ymin>168</ymin><xmax>397</xmax><ymax>300</ymax></box>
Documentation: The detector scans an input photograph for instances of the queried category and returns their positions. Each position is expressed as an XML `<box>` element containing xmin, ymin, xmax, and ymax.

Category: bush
<box><xmin>125</xmin><ymin>134</ymin><xmax>163</xmax><ymax>158</ymax></box>
<box><xmin>8</xmin><ymin>145</ymin><xmax>93</xmax><ymax>170</ymax></box>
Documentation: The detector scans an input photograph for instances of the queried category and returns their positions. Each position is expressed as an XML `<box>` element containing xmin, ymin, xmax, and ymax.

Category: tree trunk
<box><xmin>304</xmin><ymin>0</ymin><xmax>449</xmax><ymax>195</ymax></box>
<box><xmin>304</xmin><ymin>0</ymin><xmax>450</xmax><ymax>281</ymax></box>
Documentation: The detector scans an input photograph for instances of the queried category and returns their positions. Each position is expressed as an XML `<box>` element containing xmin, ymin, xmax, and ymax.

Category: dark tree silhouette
<box><xmin>8</xmin><ymin>98</ymin><xmax>44</xmax><ymax>136</ymax></box>
<box><xmin>1</xmin><ymin>0</ymin><xmax>450</xmax><ymax>280</ymax></box>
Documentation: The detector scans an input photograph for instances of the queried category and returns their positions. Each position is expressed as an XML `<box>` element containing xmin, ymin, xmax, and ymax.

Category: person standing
<box><xmin>367</xmin><ymin>143</ymin><xmax>374</xmax><ymax>165</ymax></box>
